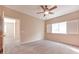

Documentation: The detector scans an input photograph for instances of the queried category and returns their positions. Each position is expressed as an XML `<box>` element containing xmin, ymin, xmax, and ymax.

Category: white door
<box><xmin>3</xmin><ymin>17</ymin><xmax>20</xmax><ymax>53</ymax></box>
<box><xmin>4</xmin><ymin>17</ymin><xmax>16</xmax><ymax>46</ymax></box>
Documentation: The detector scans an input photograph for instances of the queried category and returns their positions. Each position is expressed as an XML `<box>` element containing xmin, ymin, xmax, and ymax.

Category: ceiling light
<box><xmin>44</xmin><ymin>11</ymin><xmax>49</xmax><ymax>14</ymax></box>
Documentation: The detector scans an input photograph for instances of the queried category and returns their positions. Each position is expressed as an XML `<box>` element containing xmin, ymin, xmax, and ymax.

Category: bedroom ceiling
<box><xmin>4</xmin><ymin>5</ymin><xmax>79</xmax><ymax>20</ymax></box>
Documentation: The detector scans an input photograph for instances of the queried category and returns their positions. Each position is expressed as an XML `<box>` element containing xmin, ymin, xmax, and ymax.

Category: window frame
<box><xmin>52</xmin><ymin>22</ymin><xmax>67</xmax><ymax>34</ymax></box>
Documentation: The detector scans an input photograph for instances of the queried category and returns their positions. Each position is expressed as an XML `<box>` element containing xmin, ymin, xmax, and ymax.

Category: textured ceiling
<box><xmin>4</xmin><ymin>5</ymin><xmax>79</xmax><ymax>20</ymax></box>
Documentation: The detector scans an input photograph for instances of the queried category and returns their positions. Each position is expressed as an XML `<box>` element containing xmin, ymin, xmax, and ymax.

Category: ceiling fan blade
<box><xmin>45</xmin><ymin>5</ymin><xmax>47</xmax><ymax>8</ymax></box>
<box><xmin>45</xmin><ymin>5</ymin><xmax>48</xmax><ymax>9</ymax></box>
<box><xmin>37</xmin><ymin>12</ymin><xmax>44</xmax><ymax>14</ymax></box>
<box><xmin>49</xmin><ymin>6</ymin><xmax>57</xmax><ymax>11</ymax></box>
<box><xmin>40</xmin><ymin>5</ymin><xmax>45</xmax><ymax>11</ymax></box>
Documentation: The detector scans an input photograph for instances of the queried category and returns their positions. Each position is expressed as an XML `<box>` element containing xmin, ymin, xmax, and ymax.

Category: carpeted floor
<box><xmin>4</xmin><ymin>40</ymin><xmax>79</xmax><ymax>54</ymax></box>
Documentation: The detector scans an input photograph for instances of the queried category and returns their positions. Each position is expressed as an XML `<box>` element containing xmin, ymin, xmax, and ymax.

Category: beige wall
<box><xmin>3</xmin><ymin>6</ymin><xmax>44</xmax><ymax>43</ymax></box>
<box><xmin>45</xmin><ymin>11</ymin><xmax>79</xmax><ymax>46</ymax></box>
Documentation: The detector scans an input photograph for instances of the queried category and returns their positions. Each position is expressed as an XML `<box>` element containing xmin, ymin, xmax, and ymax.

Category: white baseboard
<box><xmin>20</xmin><ymin>39</ymin><xmax>42</xmax><ymax>45</ymax></box>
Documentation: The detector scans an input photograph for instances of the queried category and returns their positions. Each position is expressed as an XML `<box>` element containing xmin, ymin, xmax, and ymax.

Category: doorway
<box><xmin>3</xmin><ymin>17</ymin><xmax>20</xmax><ymax>53</ymax></box>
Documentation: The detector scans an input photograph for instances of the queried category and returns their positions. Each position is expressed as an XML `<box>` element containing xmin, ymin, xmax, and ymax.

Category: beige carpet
<box><xmin>4</xmin><ymin>40</ymin><xmax>79</xmax><ymax>54</ymax></box>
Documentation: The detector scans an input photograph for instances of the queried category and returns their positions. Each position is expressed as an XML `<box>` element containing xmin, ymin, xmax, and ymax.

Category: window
<box><xmin>52</xmin><ymin>22</ymin><xmax>67</xmax><ymax>34</ymax></box>
<box><xmin>47</xmin><ymin>20</ymin><xmax>79</xmax><ymax>34</ymax></box>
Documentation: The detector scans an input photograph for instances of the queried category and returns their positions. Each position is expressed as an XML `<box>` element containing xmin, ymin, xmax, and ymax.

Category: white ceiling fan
<box><xmin>37</xmin><ymin>5</ymin><xmax>57</xmax><ymax>17</ymax></box>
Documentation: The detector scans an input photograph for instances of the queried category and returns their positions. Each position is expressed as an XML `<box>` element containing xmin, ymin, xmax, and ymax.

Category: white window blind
<box><xmin>52</xmin><ymin>22</ymin><xmax>67</xmax><ymax>34</ymax></box>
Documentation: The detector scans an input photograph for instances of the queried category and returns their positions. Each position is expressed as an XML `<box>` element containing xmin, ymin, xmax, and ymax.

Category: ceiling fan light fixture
<box><xmin>44</xmin><ymin>11</ymin><xmax>49</xmax><ymax>14</ymax></box>
<box><xmin>37</xmin><ymin>5</ymin><xmax>57</xmax><ymax>17</ymax></box>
